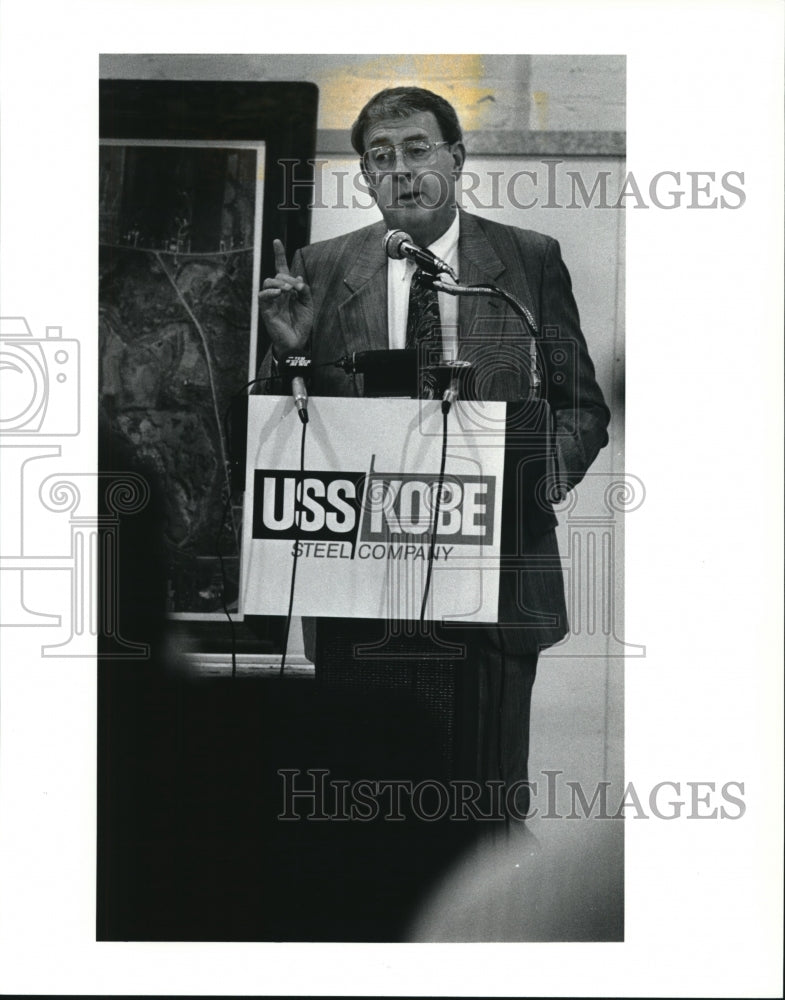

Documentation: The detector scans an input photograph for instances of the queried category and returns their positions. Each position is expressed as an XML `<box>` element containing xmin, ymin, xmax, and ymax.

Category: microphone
<box><xmin>334</xmin><ymin>349</ymin><xmax>413</xmax><ymax>374</ymax></box>
<box><xmin>291</xmin><ymin>376</ymin><xmax>308</xmax><ymax>424</ymax></box>
<box><xmin>280</xmin><ymin>355</ymin><xmax>310</xmax><ymax>423</ymax></box>
<box><xmin>383</xmin><ymin>229</ymin><xmax>458</xmax><ymax>281</ymax></box>
<box><xmin>442</xmin><ymin>379</ymin><xmax>459</xmax><ymax>414</ymax></box>
<box><xmin>442</xmin><ymin>361</ymin><xmax>472</xmax><ymax>414</ymax></box>
<box><xmin>409</xmin><ymin>359</ymin><xmax>474</xmax><ymax>414</ymax></box>
<box><xmin>334</xmin><ymin>349</ymin><xmax>418</xmax><ymax>398</ymax></box>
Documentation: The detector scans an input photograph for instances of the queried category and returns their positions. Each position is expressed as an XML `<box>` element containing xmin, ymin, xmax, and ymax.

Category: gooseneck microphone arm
<box><xmin>431</xmin><ymin>277</ymin><xmax>539</xmax><ymax>335</ymax></box>
<box><xmin>430</xmin><ymin>276</ymin><xmax>542</xmax><ymax>399</ymax></box>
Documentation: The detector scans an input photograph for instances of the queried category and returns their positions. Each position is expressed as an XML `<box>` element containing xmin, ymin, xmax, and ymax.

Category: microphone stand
<box><xmin>427</xmin><ymin>271</ymin><xmax>568</xmax><ymax>504</ymax></box>
<box><xmin>414</xmin><ymin>270</ymin><xmax>548</xmax><ymax>620</ymax></box>
<box><xmin>425</xmin><ymin>273</ymin><xmax>542</xmax><ymax>400</ymax></box>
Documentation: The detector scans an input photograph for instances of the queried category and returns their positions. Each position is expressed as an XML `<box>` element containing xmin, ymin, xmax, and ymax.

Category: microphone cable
<box><xmin>215</xmin><ymin>369</ymin><xmax>326</xmax><ymax>678</ymax></box>
<box><xmin>216</xmin><ymin>378</ymin><xmax>269</xmax><ymax>679</ymax></box>
<box><xmin>420</xmin><ymin>404</ymin><xmax>450</xmax><ymax>624</ymax></box>
<box><xmin>214</xmin><ymin>485</ymin><xmax>240</xmax><ymax>678</ymax></box>
<box><xmin>279</xmin><ymin>413</ymin><xmax>307</xmax><ymax>677</ymax></box>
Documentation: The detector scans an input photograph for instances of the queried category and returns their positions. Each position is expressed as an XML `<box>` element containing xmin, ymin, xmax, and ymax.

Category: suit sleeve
<box><xmin>537</xmin><ymin>238</ymin><xmax>611</xmax><ymax>493</ymax></box>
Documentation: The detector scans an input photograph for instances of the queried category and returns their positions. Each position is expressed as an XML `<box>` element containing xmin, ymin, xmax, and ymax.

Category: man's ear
<box><xmin>451</xmin><ymin>142</ymin><xmax>466</xmax><ymax>176</ymax></box>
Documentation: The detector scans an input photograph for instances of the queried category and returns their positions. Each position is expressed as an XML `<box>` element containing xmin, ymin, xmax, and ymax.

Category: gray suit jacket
<box><xmin>270</xmin><ymin>209</ymin><xmax>610</xmax><ymax>655</ymax></box>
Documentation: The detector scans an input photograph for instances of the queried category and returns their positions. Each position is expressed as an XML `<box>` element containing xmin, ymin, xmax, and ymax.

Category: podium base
<box><xmin>315</xmin><ymin>618</ymin><xmax>468</xmax><ymax>779</ymax></box>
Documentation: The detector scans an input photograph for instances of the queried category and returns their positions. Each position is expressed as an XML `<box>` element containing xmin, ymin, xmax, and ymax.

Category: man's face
<box><xmin>361</xmin><ymin>110</ymin><xmax>465</xmax><ymax>247</ymax></box>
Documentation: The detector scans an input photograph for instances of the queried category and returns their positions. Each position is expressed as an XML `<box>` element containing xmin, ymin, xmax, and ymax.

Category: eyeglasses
<box><xmin>362</xmin><ymin>139</ymin><xmax>451</xmax><ymax>174</ymax></box>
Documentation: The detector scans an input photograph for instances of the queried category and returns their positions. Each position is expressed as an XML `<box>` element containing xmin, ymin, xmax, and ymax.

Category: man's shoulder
<box><xmin>460</xmin><ymin>210</ymin><xmax>556</xmax><ymax>255</ymax></box>
<box><xmin>297</xmin><ymin>220</ymin><xmax>386</xmax><ymax>266</ymax></box>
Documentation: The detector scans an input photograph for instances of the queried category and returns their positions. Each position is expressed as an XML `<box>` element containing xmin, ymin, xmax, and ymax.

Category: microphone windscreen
<box><xmin>383</xmin><ymin>229</ymin><xmax>411</xmax><ymax>260</ymax></box>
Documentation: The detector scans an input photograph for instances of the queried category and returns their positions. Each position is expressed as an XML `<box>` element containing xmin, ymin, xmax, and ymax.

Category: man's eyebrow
<box><xmin>367</xmin><ymin>130</ymin><xmax>430</xmax><ymax>146</ymax></box>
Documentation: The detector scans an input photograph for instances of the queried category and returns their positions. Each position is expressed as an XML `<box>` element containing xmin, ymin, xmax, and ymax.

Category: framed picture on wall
<box><xmin>98</xmin><ymin>80</ymin><xmax>318</xmax><ymax>656</ymax></box>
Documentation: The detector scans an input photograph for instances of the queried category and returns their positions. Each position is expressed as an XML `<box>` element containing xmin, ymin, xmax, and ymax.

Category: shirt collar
<box><xmin>388</xmin><ymin>211</ymin><xmax>460</xmax><ymax>283</ymax></box>
<box><xmin>427</xmin><ymin>210</ymin><xmax>460</xmax><ymax>261</ymax></box>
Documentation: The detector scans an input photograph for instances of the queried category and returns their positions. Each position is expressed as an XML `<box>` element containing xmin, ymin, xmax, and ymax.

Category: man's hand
<box><xmin>258</xmin><ymin>239</ymin><xmax>314</xmax><ymax>356</ymax></box>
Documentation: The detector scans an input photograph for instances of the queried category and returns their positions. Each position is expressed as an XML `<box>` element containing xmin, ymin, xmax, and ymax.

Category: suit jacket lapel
<box><xmin>336</xmin><ymin>222</ymin><xmax>389</xmax><ymax>355</ymax></box>
<box><xmin>331</xmin><ymin>212</ymin><xmax>539</xmax><ymax>364</ymax></box>
<box><xmin>456</xmin><ymin>210</ymin><xmax>537</xmax><ymax>368</ymax></box>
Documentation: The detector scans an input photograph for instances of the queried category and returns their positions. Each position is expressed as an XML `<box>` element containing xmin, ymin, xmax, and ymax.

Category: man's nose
<box><xmin>394</xmin><ymin>146</ymin><xmax>409</xmax><ymax>170</ymax></box>
<box><xmin>389</xmin><ymin>145</ymin><xmax>413</xmax><ymax>175</ymax></box>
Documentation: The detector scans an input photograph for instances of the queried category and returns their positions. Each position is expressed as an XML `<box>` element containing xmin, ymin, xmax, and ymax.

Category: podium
<box><xmin>240</xmin><ymin>394</ymin><xmax>556</xmax><ymax>781</ymax></box>
<box><xmin>241</xmin><ymin>395</ymin><xmax>555</xmax><ymax>623</ymax></box>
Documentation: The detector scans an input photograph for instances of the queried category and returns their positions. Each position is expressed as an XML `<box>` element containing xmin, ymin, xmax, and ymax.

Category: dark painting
<box><xmin>98</xmin><ymin>142</ymin><xmax>262</xmax><ymax>615</ymax></box>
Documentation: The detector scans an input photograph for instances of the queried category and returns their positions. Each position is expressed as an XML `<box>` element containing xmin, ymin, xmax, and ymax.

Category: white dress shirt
<box><xmin>386</xmin><ymin>212</ymin><xmax>460</xmax><ymax>360</ymax></box>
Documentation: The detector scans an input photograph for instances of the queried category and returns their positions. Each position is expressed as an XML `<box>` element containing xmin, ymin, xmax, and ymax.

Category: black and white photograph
<box><xmin>95</xmin><ymin>55</ymin><xmax>624</xmax><ymax>944</ymax></box>
<box><xmin>0</xmin><ymin>3</ymin><xmax>782</xmax><ymax>997</ymax></box>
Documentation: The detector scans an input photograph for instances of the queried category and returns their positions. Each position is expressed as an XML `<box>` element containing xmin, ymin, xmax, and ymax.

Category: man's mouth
<box><xmin>394</xmin><ymin>189</ymin><xmax>434</xmax><ymax>211</ymax></box>
<box><xmin>380</xmin><ymin>184</ymin><xmax>438</xmax><ymax>211</ymax></box>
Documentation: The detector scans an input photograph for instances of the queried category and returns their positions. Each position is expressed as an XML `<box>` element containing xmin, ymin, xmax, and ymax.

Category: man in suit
<box><xmin>259</xmin><ymin>87</ymin><xmax>610</xmax><ymax>819</ymax></box>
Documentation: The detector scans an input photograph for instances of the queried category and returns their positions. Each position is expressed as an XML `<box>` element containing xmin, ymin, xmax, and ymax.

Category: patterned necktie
<box><xmin>405</xmin><ymin>268</ymin><xmax>442</xmax><ymax>350</ymax></box>
<box><xmin>405</xmin><ymin>269</ymin><xmax>442</xmax><ymax>397</ymax></box>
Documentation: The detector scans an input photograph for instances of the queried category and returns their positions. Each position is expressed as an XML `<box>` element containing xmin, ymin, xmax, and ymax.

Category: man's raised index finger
<box><xmin>273</xmin><ymin>238</ymin><xmax>290</xmax><ymax>275</ymax></box>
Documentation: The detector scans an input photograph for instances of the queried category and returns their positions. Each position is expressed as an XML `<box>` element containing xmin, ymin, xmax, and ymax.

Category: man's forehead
<box><xmin>363</xmin><ymin>111</ymin><xmax>442</xmax><ymax>147</ymax></box>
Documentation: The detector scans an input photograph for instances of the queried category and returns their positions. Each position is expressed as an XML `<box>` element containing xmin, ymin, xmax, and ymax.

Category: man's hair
<box><xmin>350</xmin><ymin>87</ymin><xmax>463</xmax><ymax>156</ymax></box>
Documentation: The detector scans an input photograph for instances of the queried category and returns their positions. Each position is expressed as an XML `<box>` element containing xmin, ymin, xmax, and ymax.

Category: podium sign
<box><xmin>240</xmin><ymin>396</ymin><xmax>506</xmax><ymax>622</ymax></box>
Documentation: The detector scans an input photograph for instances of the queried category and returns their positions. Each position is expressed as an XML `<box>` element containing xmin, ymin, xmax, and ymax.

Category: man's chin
<box><xmin>380</xmin><ymin>204</ymin><xmax>444</xmax><ymax>238</ymax></box>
